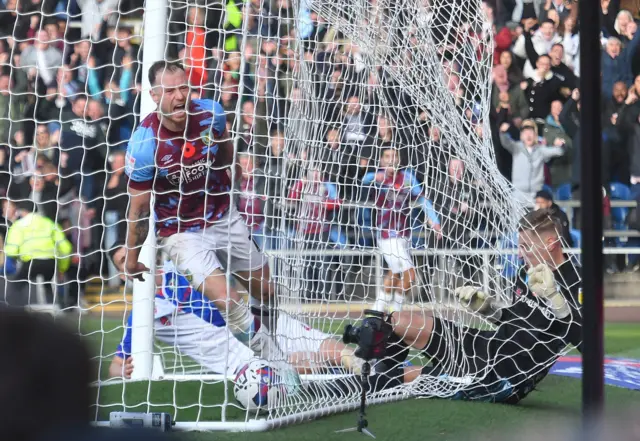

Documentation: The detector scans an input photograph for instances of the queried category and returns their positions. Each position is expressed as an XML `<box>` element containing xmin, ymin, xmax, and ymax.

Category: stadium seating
<box><xmin>610</xmin><ymin>182</ymin><xmax>632</xmax><ymax>230</ymax></box>
<box><xmin>555</xmin><ymin>183</ymin><xmax>573</xmax><ymax>202</ymax></box>
<box><xmin>609</xmin><ymin>182</ymin><xmax>632</xmax><ymax>248</ymax></box>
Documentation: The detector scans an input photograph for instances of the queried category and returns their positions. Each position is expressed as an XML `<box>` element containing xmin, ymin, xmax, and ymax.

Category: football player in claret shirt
<box><xmin>362</xmin><ymin>147</ymin><xmax>441</xmax><ymax>313</ymax></box>
<box><xmin>123</xmin><ymin>61</ymin><xmax>281</xmax><ymax>362</ymax></box>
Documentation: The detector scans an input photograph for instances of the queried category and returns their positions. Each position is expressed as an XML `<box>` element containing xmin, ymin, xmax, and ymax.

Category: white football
<box><xmin>233</xmin><ymin>359</ymin><xmax>299</xmax><ymax>413</ymax></box>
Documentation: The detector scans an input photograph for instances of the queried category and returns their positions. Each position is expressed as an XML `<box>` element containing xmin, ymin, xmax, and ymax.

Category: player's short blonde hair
<box><xmin>518</xmin><ymin>208</ymin><xmax>562</xmax><ymax>238</ymax></box>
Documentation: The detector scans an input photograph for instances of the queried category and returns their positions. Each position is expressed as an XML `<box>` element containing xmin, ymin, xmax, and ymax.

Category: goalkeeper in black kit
<box><xmin>352</xmin><ymin>208</ymin><xmax>582</xmax><ymax>404</ymax></box>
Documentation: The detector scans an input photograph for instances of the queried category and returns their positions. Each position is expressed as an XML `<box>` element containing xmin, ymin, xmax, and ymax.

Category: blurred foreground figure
<box><xmin>0</xmin><ymin>307</ymin><xmax>176</xmax><ymax>441</ymax></box>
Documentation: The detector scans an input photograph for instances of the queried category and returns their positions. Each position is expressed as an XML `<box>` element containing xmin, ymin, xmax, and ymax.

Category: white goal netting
<box><xmin>0</xmin><ymin>0</ymin><xmax>581</xmax><ymax>432</ymax></box>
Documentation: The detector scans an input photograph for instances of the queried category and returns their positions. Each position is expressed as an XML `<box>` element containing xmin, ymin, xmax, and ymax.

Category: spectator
<box><xmin>600</xmin><ymin>0</ymin><xmax>620</xmax><ymax>39</ymax></box>
<box><xmin>58</xmin><ymin>95</ymin><xmax>106</xmax><ymax>204</ymax></box>
<box><xmin>103</xmin><ymin>151</ymin><xmax>128</xmax><ymax>286</ymax></box>
<box><xmin>540</xmin><ymin>0</ymin><xmax>571</xmax><ymax>23</ymax></box>
<box><xmin>322</xmin><ymin>127</ymin><xmax>359</xmax><ymax>200</ymax></box>
<box><xmin>19</xmin><ymin>29</ymin><xmax>64</xmax><ymax>93</ymax></box>
<box><xmin>499</xmin><ymin>50</ymin><xmax>525</xmax><ymax>86</ymax></box>
<box><xmin>288</xmin><ymin>166</ymin><xmax>344</xmax><ymax>299</ymax></box>
<box><xmin>511</xmin><ymin>0</ymin><xmax>544</xmax><ymax>23</ymax></box>
<box><xmin>68</xmin><ymin>40</ymin><xmax>92</xmax><ymax>86</ymax></box>
<box><xmin>561</xmin><ymin>15</ymin><xmax>580</xmax><ymax>75</ymax></box>
<box><xmin>0</xmin><ymin>0</ymin><xmax>30</xmax><ymax>40</ymax></box>
<box><xmin>183</xmin><ymin>6</ymin><xmax>208</xmax><ymax>94</ymax></box>
<box><xmin>603</xmin><ymin>80</ymin><xmax>630</xmax><ymax>183</ymax></box>
<box><xmin>237</xmin><ymin>99</ymin><xmax>269</xmax><ymax>156</ymax></box>
<box><xmin>543</xmin><ymin>100</ymin><xmax>572</xmax><ymax>185</ymax></box>
<box><xmin>0</xmin><ymin>73</ymin><xmax>22</xmax><ymax>145</ymax></box>
<box><xmin>534</xmin><ymin>189</ymin><xmax>573</xmax><ymax>247</ymax></box>
<box><xmin>263</xmin><ymin>129</ymin><xmax>296</xmax><ymax>250</ymax></box>
<box><xmin>342</xmin><ymin>95</ymin><xmax>374</xmax><ymax>144</ymax></box>
<box><xmin>619</xmin><ymin>81</ymin><xmax>640</xmax><ymax>199</ymax></box>
<box><xmin>43</xmin><ymin>18</ymin><xmax>65</xmax><ymax>52</ymax></box>
<box><xmin>0</xmin><ymin>308</ymin><xmax>94</xmax><ymax>441</ymax></box>
<box><xmin>558</xmin><ymin>88</ymin><xmax>582</xmax><ymax>196</ymax></box>
<box><xmin>29</xmin><ymin>171</ymin><xmax>59</xmax><ymax>221</ymax></box>
<box><xmin>78</xmin><ymin>0</ymin><xmax>119</xmax><ymax>41</ymax></box>
<box><xmin>499</xmin><ymin>121</ymin><xmax>566</xmax><ymax>205</ymax></box>
<box><xmin>514</xmin><ymin>19</ymin><xmax>562</xmax><ymax>80</ymax></box>
<box><xmin>602</xmin><ymin>21</ymin><xmax>640</xmax><ymax>99</ymax></box>
<box><xmin>492</xmin><ymin>64</ymin><xmax>529</xmax><ymax>130</ymax></box>
<box><xmin>434</xmin><ymin>157</ymin><xmax>482</xmax><ymax>280</ymax></box>
<box><xmin>522</xmin><ymin>54</ymin><xmax>564</xmax><ymax>119</ymax></box>
<box><xmin>237</xmin><ymin>151</ymin><xmax>267</xmax><ymax>250</ymax></box>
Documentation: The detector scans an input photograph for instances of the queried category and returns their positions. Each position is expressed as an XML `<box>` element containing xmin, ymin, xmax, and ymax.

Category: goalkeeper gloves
<box><xmin>454</xmin><ymin>286</ymin><xmax>505</xmax><ymax>323</ymax></box>
<box><xmin>455</xmin><ymin>286</ymin><xmax>492</xmax><ymax>315</ymax></box>
<box><xmin>526</xmin><ymin>264</ymin><xmax>571</xmax><ymax>319</ymax></box>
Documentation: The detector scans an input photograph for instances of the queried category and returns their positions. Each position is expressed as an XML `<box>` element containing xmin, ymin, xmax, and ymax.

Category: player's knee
<box><xmin>201</xmin><ymin>272</ymin><xmax>231</xmax><ymax>301</ymax></box>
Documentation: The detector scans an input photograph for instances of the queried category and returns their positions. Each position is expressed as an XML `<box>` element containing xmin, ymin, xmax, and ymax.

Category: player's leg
<box><xmin>390</xmin><ymin>238</ymin><xmax>416</xmax><ymax>312</ymax></box>
<box><xmin>274</xmin><ymin>312</ymin><xmax>365</xmax><ymax>373</ymax></box>
<box><xmin>373</xmin><ymin>269</ymin><xmax>393</xmax><ymax>312</ymax></box>
<box><xmin>154</xmin><ymin>312</ymin><xmax>255</xmax><ymax>376</ymax></box>
<box><xmin>209</xmin><ymin>209</ymin><xmax>295</xmax><ymax>364</ymax></box>
<box><xmin>160</xmin><ymin>231</ymin><xmax>262</xmax><ymax>352</ymax></box>
<box><xmin>375</xmin><ymin>238</ymin><xmax>415</xmax><ymax>313</ymax></box>
<box><xmin>214</xmin><ymin>207</ymin><xmax>274</xmax><ymax>304</ymax></box>
<box><xmin>389</xmin><ymin>310</ymin><xmax>435</xmax><ymax>350</ymax></box>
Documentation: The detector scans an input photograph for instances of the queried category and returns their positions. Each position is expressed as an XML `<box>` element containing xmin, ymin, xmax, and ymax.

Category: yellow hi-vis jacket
<box><xmin>4</xmin><ymin>213</ymin><xmax>73</xmax><ymax>273</ymax></box>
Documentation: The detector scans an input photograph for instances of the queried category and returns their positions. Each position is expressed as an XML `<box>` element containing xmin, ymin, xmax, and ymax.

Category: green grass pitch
<box><xmin>83</xmin><ymin>318</ymin><xmax>640</xmax><ymax>441</ymax></box>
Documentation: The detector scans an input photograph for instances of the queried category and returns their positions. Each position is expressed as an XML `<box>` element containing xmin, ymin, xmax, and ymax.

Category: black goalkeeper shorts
<box><xmin>421</xmin><ymin>317</ymin><xmax>540</xmax><ymax>404</ymax></box>
<box><xmin>422</xmin><ymin>317</ymin><xmax>494</xmax><ymax>377</ymax></box>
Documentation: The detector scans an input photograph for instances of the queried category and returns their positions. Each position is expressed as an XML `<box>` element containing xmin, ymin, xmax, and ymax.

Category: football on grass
<box><xmin>234</xmin><ymin>359</ymin><xmax>297</xmax><ymax>413</ymax></box>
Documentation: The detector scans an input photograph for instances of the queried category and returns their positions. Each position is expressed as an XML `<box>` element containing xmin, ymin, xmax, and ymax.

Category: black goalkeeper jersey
<box><xmin>490</xmin><ymin>257</ymin><xmax>582</xmax><ymax>389</ymax></box>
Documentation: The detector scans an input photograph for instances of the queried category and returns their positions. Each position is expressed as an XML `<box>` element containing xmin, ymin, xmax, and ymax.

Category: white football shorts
<box><xmin>160</xmin><ymin>206</ymin><xmax>267</xmax><ymax>289</ymax></box>
<box><xmin>378</xmin><ymin>237</ymin><xmax>415</xmax><ymax>274</ymax></box>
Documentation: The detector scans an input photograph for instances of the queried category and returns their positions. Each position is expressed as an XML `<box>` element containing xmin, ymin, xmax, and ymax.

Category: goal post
<box><xmin>127</xmin><ymin>0</ymin><xmax>168</xmax><ymax>383</ymax></box>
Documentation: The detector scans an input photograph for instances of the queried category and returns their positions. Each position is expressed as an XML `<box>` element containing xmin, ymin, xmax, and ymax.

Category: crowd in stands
<box><xmin>0</xmin><ymin>0</ymin><xmax>639</xmax><ymax>305</ymax></box>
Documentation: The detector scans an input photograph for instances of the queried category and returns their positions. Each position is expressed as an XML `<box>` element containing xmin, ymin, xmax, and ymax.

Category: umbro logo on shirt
<box><xmin>160</xmin><ymin>154</ymin><xmax>174</xmax><ymax>164</ymax></box>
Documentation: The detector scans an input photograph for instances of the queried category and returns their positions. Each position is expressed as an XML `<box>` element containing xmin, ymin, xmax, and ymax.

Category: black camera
<box><xmin>343</xmin><ymin>309</ymin><xmax>393</xmax><ymax>361</ymax></box>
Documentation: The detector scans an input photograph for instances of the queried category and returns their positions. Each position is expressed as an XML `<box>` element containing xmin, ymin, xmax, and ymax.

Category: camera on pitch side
<box><xmin>342</xmin><ymin>309</ymin><xmax>393</xmax><ymax>361</ymax></box>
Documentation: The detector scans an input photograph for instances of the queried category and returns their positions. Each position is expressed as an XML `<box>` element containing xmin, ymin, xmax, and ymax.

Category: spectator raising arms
<box><xmin>602</xmin><ymin>20</ymin><xmax>640</xmax><ymax>99</ymax></box>
<box><xmin>499</xmin><ymin>121</ymin><xmax>566</xmax><ymax>206</ymax></box>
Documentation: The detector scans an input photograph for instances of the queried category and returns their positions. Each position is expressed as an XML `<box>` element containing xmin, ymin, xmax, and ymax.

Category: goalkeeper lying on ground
<box><xmin>106</xmin><ymin>240</ymin><xmax>364</xmax><ymax>379</ymax></box>
<box><xmin>365</xmin><ymin>208</ymin><xmax>582</xmax><ymax>403</ymax></box>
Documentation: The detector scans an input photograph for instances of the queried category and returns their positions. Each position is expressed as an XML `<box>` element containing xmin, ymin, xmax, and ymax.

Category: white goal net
<box><xmin>0</xmin><ymin>0</ymin><xmax>581</xmax><ymax>432</ymax></box>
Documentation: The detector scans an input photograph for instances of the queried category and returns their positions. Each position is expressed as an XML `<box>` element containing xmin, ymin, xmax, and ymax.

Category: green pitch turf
<box><xmin>82</xmin><ymin>318</ymin><xmax>640</xmax><ymax>441</ymax></box>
